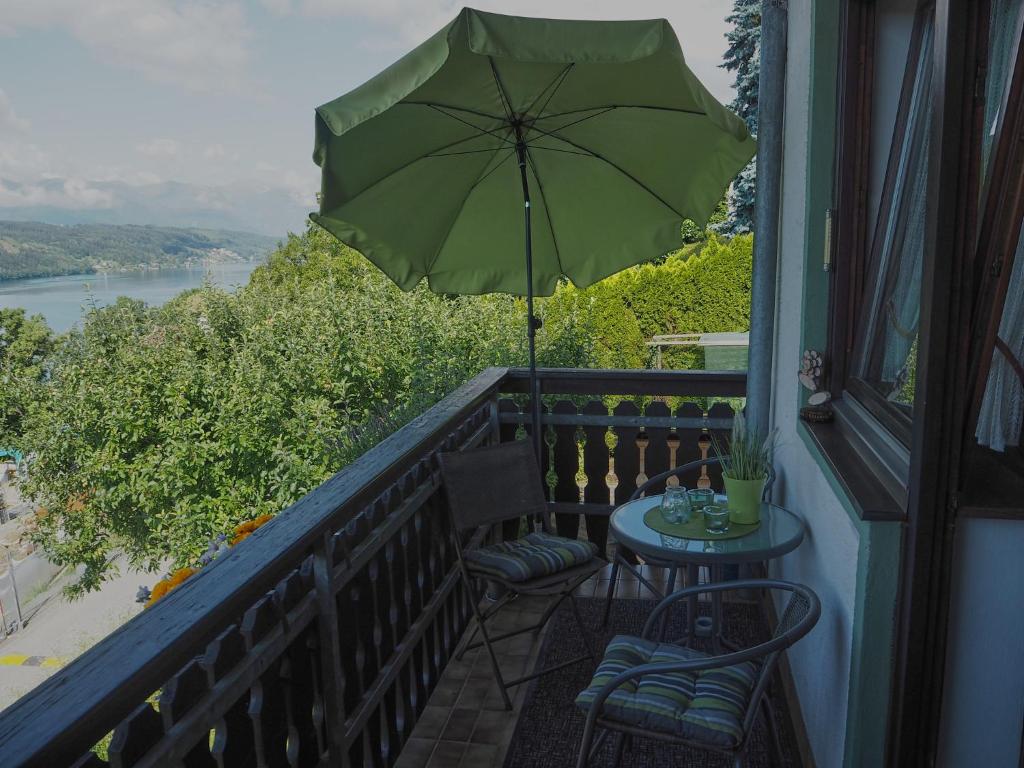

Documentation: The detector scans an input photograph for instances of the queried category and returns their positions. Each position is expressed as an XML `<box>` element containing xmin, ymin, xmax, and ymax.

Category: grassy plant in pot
<box><xmin>713</xmin><ymin>413</ymin><xmax>776</xmax><ymax>525</ymax></box>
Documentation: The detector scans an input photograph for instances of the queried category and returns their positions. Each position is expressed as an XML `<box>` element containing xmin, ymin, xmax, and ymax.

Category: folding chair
<box><xmin>439</xmin><ymin>438</ymin><xmax>607</xmax><ymax>710</ymax></box>
<box><xmin>576</xmin><ymin>579</ymin><xmax>821</xmax><ymax>768</ymax></box>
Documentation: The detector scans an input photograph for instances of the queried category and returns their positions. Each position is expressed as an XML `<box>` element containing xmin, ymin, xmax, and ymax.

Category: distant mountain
<box><xmin>0</xmin><ymin>221</ymin><xmax>280</xmax><ymax>281</ymax></box>
<box><xmin>0</xmin><ymin>177</ymin><xmax>313</xmax><ymax>238</ymax></box>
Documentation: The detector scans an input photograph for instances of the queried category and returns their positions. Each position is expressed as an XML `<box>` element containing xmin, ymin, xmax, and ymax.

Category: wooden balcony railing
<box><xmin>0</xmin><ymin>367</ymin><xmax>744</xmax><ymax>768</ymax></box>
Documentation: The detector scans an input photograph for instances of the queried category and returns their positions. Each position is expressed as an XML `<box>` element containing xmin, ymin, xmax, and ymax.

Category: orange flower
<box><xmin>230</xmin><ymin>514</ymin><xmax>275</xmax><ymax>546</ymax></box>
<box><xmin>145</xmin><ymin>567</ymin><xmax>197</xmax><ymax>608</ymax></box>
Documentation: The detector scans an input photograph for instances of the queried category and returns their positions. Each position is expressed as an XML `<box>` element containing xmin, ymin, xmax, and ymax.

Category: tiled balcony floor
<box><xmin>395</xmin><ymin>564</ymin><xmax>674</xmax><ymax>768</ymax></box>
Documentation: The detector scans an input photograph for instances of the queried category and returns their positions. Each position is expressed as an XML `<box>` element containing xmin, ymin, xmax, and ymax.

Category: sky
<box><xmin>0</xmin><ymin>0</ymin><xmax>735</xmax><ymax>224</ymax></box>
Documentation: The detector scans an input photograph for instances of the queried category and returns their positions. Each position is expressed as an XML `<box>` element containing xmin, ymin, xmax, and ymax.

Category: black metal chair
<box><xmin>438</xmin><ymin>438</ymin><xmax>607</xmax><ymax>710</ymax></box>
<box><xmin>602</xmin><ymin>456</ymin><xmax>776</xmax><ymax>627</ymax></box>
<box><xmin>576</xmin><ymin>579</ymin><xmax>820</xmax><ymax>768</ymax></box>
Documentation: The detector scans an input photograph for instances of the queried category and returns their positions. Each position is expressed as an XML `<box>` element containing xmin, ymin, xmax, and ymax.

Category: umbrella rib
<box><xmin>488</xmin><ymin>56</ymin><xmax>516</xmax><ymax>121</ymax></box>
<box><xmin>522</xmin><ymin>144</ymin><xmax>593</xmax><ymax>157</ymax></box>
<box><xmin>427</xmin><ymin>146</ymin><xmax>516</xmax><ymax>158</ymax></box>
<box><xmin>526</xmin><ymin>123</ymin><xmax>685</xmax><ymax>219</ymax></box>
<box><xmin>523</xmin><ymin>63</ymin><xmax>575</xmax><ymax>124</ymax></box>
<box><xmin>523</xmin><ymin>146</ymin><xmax>566</xmax><ymax>279</ymax></box>
<box><xmin>425</xmin><ymin>104</ymin><xmax>514</xmax><ymax>144</ymax></box>
<box><xmin>529</xmin><ymin>106</ymin><xmax>616</xmax><ymax>138</ymax></box>
<box><xmin>425</xmin><ymin>144</ymin><xmax>517</xmax><ymax>276</ymax></box>
<box><xmin>400</xmin><ymin>101</ymin><xmax>507</xmax><ymax>122</ymax></box>
<box><xmin>533</xmin><ymin>104</ymin><xmax>707</xmax><ymax>120</ymax></box>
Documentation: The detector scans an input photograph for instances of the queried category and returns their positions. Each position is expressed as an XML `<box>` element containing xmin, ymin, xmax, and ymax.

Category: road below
<box><xmin>0</xmin><ymin>558</ymin><xmax>158</xmax><ymax>713</ymax></box>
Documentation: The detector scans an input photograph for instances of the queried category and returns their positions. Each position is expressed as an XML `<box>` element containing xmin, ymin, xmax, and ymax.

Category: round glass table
<box><xmin>610</xmin><ymin>495</ymin><xmax>805</xmax><ymax>566</ymax></box>
<box><xmin>608</xmin><ymin>494</ymin><xmax>805</xmax><ymax>648</ymax></box>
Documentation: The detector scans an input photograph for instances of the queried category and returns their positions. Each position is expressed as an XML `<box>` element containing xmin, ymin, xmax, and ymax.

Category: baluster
<box><xmin>552</xmin><ymin>401</ymin><xmax>582</xmax><ymax>539</ymax></box>
<box><xmin>497</xmin><ymin>398</ymin><xmax>519</xmax><ymax>443</ymax></box>
<box><xmin>643</xmin><ymin>401</ymin><xmax>671</xmax><ymax>481</ymax></box>
<box><xmin>675</xmin><ymin>402</ymin><xmax>705</xmax><ymax>486</ymax></box>
<box><xmin>636</xmin><ymin>431</ymin><xmax>650</xmax><ymax>493</ymax></box>
<box><xmin>159</xmin><ymin>658</ymin><xmax>216</xmax><ymax>767</ymax></box>
<box><xmin>276</xmin><ymin>569</ymin><xmax>318</xmax><ymax>768</ymax></box>
<box><xmin>544</xmin><ymin>420</ymin><xmax>558</xmax><ymax>502</ymax></box>
<box><xmin>582</xmin><ymin>401</ymin><xmax>610</xmax><ymax>554</ymax></box>
<box><xmin>202</xmin><ymin>626</ymin><xmax>255</xmax><ymax>768</ymax></box>
<box><xmin>240</xmin><ymin>593</ymin><xmax>288</xmax><ymax>768</ymax></box>
<box><xmin>108</xmin><ymin>700</ymin><xmax>163</xmax><ymax>768</ymax></box>
<box><xmin>665</xmin><ymin>431</ymin><xmax>681</xmax><ymax>487</ymax></box>
<box><xmin>613</xmin><ymin>401</ymin><xmax>641</xmax><ymax>501</ymax></box>
<box><xmin>698</xmin><ymin>432</ymin><xmax>712</xmax><ymax>490</ymax></box>
<box><xmin>298</xmin><ymin>557</ymin><xmax>328</xmax><ymax>762</ymax></box>
<box><xmin>407</xmin><ymin>506</ymin><xmax>428</xmax><ymax>720</ymax></box>
<box><xmin>574</xmin><ymin>425</ymin><xmax>587</xmax><ymax>503</ymax></box>
<box><xmin>605</xmin><ymin>427</ymin><xmax>619</xmax><ymax>506</ymax></box>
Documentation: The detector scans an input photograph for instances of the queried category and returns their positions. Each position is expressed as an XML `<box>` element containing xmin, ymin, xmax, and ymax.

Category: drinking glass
<box><xmin>687</xmin><ymin>488</ymin><xmax>714</xmax><ymax>512</ymax></box>
<box><xmin>660</xmin><ymin>486</ymin><xmax>691</xmax><ymax>524</ymax></box>
<box><xmin>703</xmin><ymin>504</ymin><xmax>730</xmax><ymax>535</ymax></box>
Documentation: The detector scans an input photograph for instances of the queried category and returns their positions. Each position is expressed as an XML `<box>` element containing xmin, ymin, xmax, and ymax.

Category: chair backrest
<box><xmin>740</xmin><ymin>581</ymin><xmax>821</xmax><ymax>741</ymax></box>
<box><xmin>629</xmin><ymin>455</ymin><xmax>777</xmax><ymax>502</ymax></box>
<box><xmin>438</xmin><ymin>439</ymin><xmax>549</xmax><ymax>532</ymax></box>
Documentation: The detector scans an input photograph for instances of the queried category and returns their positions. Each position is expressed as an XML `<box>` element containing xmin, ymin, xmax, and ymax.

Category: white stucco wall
<box><xmin>938</xmin><ymin>518</ymin><xmax>1024</xmax><ymax>766</ymax></box>
<box><xmin>766</xmin><ymin>2</ymin><xmax>862</xmax><ymax>765</ymax></box>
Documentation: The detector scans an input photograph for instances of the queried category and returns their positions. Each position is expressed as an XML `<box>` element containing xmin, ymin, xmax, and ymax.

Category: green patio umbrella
<box><xmin>312</xmin><ymin>7</ymin><xmax>755</xmax><ymax>457</ymax></box>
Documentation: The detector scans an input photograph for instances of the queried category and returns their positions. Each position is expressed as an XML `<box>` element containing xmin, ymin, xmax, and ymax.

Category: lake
<box><xmin>0</xmin><ymin>261</ymin><xmax>263</xmax><ymax>333</ymax></box>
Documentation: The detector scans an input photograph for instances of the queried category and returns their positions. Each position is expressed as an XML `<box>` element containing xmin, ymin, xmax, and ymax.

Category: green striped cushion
<box><xmin>465</xmin><ymin>532</ymin><xmax>598</xmax><ymax>582</ymax></box>
<box><xmin>575</xmin><ymin>635</ymin><xmax>758</xmax><ymax>748</ymax></box>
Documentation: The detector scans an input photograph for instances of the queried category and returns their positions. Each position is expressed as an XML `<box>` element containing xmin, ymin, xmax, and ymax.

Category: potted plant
<box><xmin>713</xmin><ymin>412</ymin><xmax>776</xmax><ymax>524</ymax></box>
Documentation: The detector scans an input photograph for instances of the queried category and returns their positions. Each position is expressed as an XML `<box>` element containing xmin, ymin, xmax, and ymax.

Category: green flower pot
<box><xmin>723</xmin><ymin>475</ymin><xmax>766</xmax><ymax>525</ymax></box>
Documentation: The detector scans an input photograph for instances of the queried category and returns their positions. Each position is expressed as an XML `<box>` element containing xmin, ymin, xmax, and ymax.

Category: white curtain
<box><xmin>974</xmin><ymin>0</ymin><xmax>1024</xmax><ymax>451</ymax></box>
<box><xmin>976</xmin><ymin>236</ymin><xmax>1024</xmax><ymax>451</ymax></box>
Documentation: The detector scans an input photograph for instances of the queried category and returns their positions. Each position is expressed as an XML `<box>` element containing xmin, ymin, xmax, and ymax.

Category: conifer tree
<box><xmin>719</xmin><ymin>0</ymin><xmax>761</xmax><ymax>234</ymax></box>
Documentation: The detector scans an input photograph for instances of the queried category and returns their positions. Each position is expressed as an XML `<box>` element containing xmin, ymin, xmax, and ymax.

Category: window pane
<box><xmin>976</xmin><ymin>226</ymin><xmax>1024</xmax><ymax>452</ymax></box>
<box><xmin>853</xmin><ymin>12</ymin><xmax>934</xmax><ymax>412</ymax></box>
<box><xmin>975</xmin><ymin>0</ymin><xmax>1024</xmax><ymax>453</ymax></box>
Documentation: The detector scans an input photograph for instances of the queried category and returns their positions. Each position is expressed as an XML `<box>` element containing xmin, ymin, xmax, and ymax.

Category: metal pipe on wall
<box><xmin>746</xmin><ymin>0</ymin><xmax>789</xmax><ymax>437</ymax></box>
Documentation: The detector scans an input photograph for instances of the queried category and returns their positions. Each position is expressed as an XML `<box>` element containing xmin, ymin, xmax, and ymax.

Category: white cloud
<box><xmin>136</xmin><ymin>138</ymin><xmax>182</xmax><ymax>157</ymax></box>
<box><xmin>0</xmin><ymin>1</ymin><xmax>253</xmax><ymax>92</ymax></box>
<box><xmin>0</xmin><ymin>89</ymin><xmax>30</xmax><ymax>135</ymax></box>
<box><xmin>203</xmin><ymin>143</ymin><xmax>227</xmax><ymax>159</ymax></box>
<box><xmin>0</xmin><ymin>177</ymin><xmax>115</xmax><ymax>208</ymax></box>
<box><xmin>260</xmin><ymin>0</ymin><xmax>292</xmax><ymax>14</ymax></box>
<box><xmin>279</xmin><ymin>0</ymin><xmax>733</xmax><ymax>101</ymax></box>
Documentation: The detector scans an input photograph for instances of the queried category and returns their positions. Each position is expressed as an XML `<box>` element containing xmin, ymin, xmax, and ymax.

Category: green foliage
<box><xmin>719</xmin><ymin>0</ymin><xmax>761</xmax><ymax>234</ymax></box>
<box><xmin>0</xmin><ymin>221</ymin><xmax>278</xmax><ymax>280</ymax></box>
<box><xmin>15</xmin><ymin>225</ymin><xmax>750</xmax><ymax>594</ymax></box>
<box><xmin>713</xmin><ymin>411</ymin><xmax>775</xmax><ymax>481</ymax></box>
<box><xmin>544</xmin><ymin>234</ymin><xmax>753</xmax><ymax>371</ymax></box>
<box><xmin>0</xmin><ymin>307</ymin><xmax>55</xmax><ymax>440</ymax></box>
<box><xmin>16</xmin><ymin>225</ymin><xmax>595</xmax><ymax>593</ymax></box>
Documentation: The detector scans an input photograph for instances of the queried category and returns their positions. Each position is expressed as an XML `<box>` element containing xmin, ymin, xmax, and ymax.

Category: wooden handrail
<box><xmin>499</xmin><ymin>367</ymin><xmax>748</xmax><ymax>396</ymax></box>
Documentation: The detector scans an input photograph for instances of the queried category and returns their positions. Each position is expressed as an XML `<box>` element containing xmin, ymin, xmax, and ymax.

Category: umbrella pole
<box><xmin>514</xmin><ymin>135</ymin><xmax>543</xmax><ymax>462</ymax></box>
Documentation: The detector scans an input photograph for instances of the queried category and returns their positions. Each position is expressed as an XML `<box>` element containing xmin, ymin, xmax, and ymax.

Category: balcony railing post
<box><xmin>313</xmin><ymin>530</ymin><xmax>349</xmax><ymax>767</ymax></box>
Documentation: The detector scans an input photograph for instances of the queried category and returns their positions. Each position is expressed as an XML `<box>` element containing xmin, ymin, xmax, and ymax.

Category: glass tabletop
<box><xmin>610</xmin><ymin>494</ymin><xmax>805</xmax><ymax>565</ymax></box>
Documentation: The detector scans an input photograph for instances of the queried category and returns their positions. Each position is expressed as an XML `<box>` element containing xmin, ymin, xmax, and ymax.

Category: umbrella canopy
<box><xmin>312</xmin><ymin>7</ymin><xmax>756</xmax><ymax>298</ymax></box>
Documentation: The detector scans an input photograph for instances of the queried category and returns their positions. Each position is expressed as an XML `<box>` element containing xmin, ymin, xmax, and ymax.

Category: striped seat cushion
<box><xmin>464</xmin><ymin>532</ymin><xmax>598</xmax><ymax>582</ymax></box>
<box><xmin>575</xmin><ymin>635</ymin><xmax>759</xmax><ymax>748</ymax></box>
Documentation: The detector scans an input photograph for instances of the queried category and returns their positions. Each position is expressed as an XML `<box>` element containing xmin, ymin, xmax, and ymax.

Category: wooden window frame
<box><xmin>961</xmin><ymin>2</ymin><xmax>1024</xmax><ymax>505</ymax></box>
<box><xmin>830</xmin><ymin>0</ymin><xmax>935</xmax><ymax>452</ymax></box>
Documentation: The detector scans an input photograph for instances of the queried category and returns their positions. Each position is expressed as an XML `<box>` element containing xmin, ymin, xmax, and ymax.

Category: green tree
<box><xmin>19</xmin><ymin>225</ymin><xmax>596</xmax><ymax>593</ymax></box>
<box><xmin>0</xmin><ymin>308</ymin><xmax>55</xmax><ymax>442</ymax></box>
<box><xmin>719</xmin><ymin>0</ymin><xmax>761</xmax><ymax>234</ymax></box>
